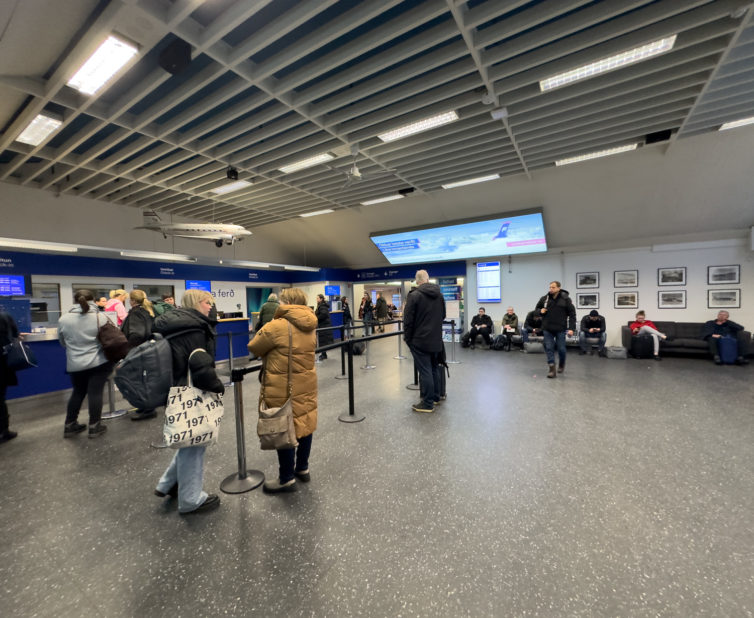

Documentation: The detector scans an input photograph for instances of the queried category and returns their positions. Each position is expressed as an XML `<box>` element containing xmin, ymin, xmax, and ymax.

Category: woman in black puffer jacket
<box><xmin>152</xmin><ymin>290</ymin><xmax>225</xmax><ymax>515</ymax></box>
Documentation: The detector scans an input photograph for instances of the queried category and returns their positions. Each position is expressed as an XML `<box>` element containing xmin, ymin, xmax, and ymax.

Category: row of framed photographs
<box><xmin>576</xmin><ymin>289</ymin><xmax>741</xmax><ymax>310</ymax></box>
<box><xmin>576</xmin><ymin>265</ymin><xmax>740</xmax><ymax>288</ymax></box>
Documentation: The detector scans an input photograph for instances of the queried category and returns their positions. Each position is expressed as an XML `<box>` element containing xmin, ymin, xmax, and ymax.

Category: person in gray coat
<box><xmin>58</xmin><ymin>289</ymin><xmax>113</xmax><ymax>438</ymax></box>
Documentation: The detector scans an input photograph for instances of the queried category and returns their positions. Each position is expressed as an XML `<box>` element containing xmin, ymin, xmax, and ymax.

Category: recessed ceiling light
<box><xmin>719</xmin><ymin>116</ymin><xmax>754</xmax><ymax>131</ymax></box>
<box><xmin>361</xmin><ymin>195</ymin><xmax>405</xmax><ymax>205</ymax></box>
<box><xmin>210</xmin><ymin>180</ymin><xmax>253</xmax><ymax>194</ymax></box>
<box><xmin>16</xmin><ymin>113</ymin><xmax>62</xmax><ymax>146</ymax></box>
<box><xmin>442</xmin><ymin>174</ymin><xmax>500</xmax><ymax>189</ymax></box>
<box><xmin>540</xmin><ymin>35</ymin><xmax>677</xmax><ymax>92</ymax></box>
<box><xmin>377</xmin><ymin>111</ymin><xmax>459</xmax><ymax>142</ymax></box>
<box><xmin>299</xmin><ymin>209</ymin><xmax>334</xmax><ymax>218</ymax></box>
<box><xmin>278</xmin><ymin>153</ymin><xmax>334</xmax><ymax>174</ymax></box>
<box><xmin>0</xmin><ymin>237</ymin><xmax>78</xmax><ymax>252</ymax></box>
<box><xmin>555</xmin><ymin>144</ymin><xmax>638</xmax><ymax>167</ymax></box>
<box><xmin>67</xmin><ymin>35</ymin><xmax>139</xmax><ymax>95</ymax></box>
<box><xmin>120</xmin><ymin>250</ymin><xmax>196</xmax><ymax>262</ymax></box>
<box><xmin>283</xmin><ymin>265</ymin><xmax>320</xmax><ymax>272</ymax></box>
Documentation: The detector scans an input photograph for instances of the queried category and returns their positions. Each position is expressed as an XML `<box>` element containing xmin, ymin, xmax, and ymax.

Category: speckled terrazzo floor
<box><xmin>2</xmin><ymin>340</ymin><xmax>753</xmax><ymax>617</ymax></box>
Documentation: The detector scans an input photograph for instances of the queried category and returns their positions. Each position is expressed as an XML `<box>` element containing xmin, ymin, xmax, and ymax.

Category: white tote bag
<box><xmin>163</xmin><ymin>349</ymin><xmax>224</xmax><ymax>448</ymax></box>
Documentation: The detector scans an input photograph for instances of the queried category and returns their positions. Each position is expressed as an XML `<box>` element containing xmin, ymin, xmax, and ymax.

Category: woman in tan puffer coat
<box><xmin>248</xmin><ymin>287</ymin><xmax>318</xmax><ymax>493</ymax></box>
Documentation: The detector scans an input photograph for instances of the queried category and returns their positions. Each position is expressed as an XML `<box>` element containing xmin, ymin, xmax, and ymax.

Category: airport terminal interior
<box><xmin>1</xmin><ymin>1</ymin><xmax>754</xmax><ymax>616</ymax></box>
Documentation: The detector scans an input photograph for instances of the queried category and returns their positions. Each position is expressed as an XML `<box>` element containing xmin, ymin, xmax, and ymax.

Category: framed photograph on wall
<box><xmin>576</xmin><ymin>272</ymin><xmax>599</xmax><ymax>288</ymax></box>
<box><xmin>614</xmin><ymin>291</ymin><xmax>638</xmax><ymax>309</ymax></box>
<box><xmin>658</xmin><ymin>267</ymin><xmax>686</xmax><ymax>286</ymax></box>
<box><xmin>707</xmin><ymin>265</ymin><xmax>740</xmax><ymax>285</ymax></box>
<box><xmin>658</xmin><ymin>290</ymin><xmax>686</xmax><ymax>309</ymax></box>
<box><xmin>576</xmin><ymin>293</ymin><xmax>599</xmax><ymax>309</ymax></box>
<box><xmin>707</xmin><ymin>288</ymin><xmax>740</xmax><ymax>308</ymax></box>
<box><xmin>614</xmin><ymin>270</ymin><xmax>638</xmax><ymax>287</ymax></box>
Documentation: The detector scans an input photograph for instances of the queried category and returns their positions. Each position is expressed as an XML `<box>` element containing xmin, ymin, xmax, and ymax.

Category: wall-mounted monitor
<box><xmin>324</xmin><ymin>285</ymin><xmax>340</xmax><ymax>297</ymax></box>
<box><xmin>185</xmin><ymin>280</ymin><xmax>211</xmax><ymax>292</ymax></box>
<box><xmin>0</xmin><ymin>275</ymin><xmax>26</xmax><ymax>296</ymax></box>
<box><xmin>477</xmin><ymin>262</ymin><xmax>501</xmax><ymax>302</ymax></box>
<box><xmin>370</xmin><ymin>209</ymin><xmax>547</xmax><ymax>265</ymax></box>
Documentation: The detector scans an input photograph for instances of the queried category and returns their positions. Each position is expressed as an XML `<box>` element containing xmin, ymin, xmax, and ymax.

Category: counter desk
<box><xmin>9</xmin><ymin>318</ymin><xmax>252</xmax><ymax>401</ymax></box>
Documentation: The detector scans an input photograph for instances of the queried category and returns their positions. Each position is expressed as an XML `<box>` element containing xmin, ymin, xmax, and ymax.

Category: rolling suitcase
<box><xmin>717</xmin><ymin>336</ymin><xmax>737</xmax><ymax>364</ymax></box>
<box><xmin>630</xmin><ymin>335</ymin><xmax>654</xmax><ymax>359</ymax></box>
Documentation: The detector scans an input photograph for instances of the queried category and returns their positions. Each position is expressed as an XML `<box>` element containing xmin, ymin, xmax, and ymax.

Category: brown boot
<box><xmin>547</xmin><ymin>364</ymin><xmax>556</xmax><ymax>378</ymax></box>
<box><xmin>558</xmin><ymin>362</ymin><xmax>565</xmax><ymax>374</ymax></box>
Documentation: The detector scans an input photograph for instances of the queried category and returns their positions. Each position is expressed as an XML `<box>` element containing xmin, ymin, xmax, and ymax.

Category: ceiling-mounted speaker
<box><xmin>645</xmin><ymin>129</ymin><xmax>672</xmax><ymax>144</ymax></box>
<box><xmin>159</xmin><ymin>39</ymin><xmax>192</xmax><ymax>75</ymax></box>
<box><xmin>398</xmin><ymin>187</ymin><xmax>415</xmax><ymax>195</ymax></box>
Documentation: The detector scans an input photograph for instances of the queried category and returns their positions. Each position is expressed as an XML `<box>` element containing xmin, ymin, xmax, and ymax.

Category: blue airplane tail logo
<box><xmin>493</xmin><ymin>222</ymin><xmax>510</xmax><ymax>239</ymax></box>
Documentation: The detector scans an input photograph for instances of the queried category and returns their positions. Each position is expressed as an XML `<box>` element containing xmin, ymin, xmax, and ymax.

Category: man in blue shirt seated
<box><xmin>579</xmin><ymin>310</ymin><xmax>607</xmax><ymax>357</ymax></box>
<box><xmin>700</xmin><ymin>310</ymin><xmax>749</xmax><ymax>365</ymax></box>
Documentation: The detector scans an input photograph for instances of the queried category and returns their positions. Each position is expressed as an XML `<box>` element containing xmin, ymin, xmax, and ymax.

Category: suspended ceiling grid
<box><xmin>0</xmin><ymin>0</ymin><xmax>753</xmax><ymax>231</ymax></box>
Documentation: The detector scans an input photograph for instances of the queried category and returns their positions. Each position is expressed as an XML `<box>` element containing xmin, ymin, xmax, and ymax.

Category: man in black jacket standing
<box><xmin>535</xmin><ymin>281</ymin><xmax>576</xmax><ymax>378</ymax></box>
<box><xmin>403</xmin><ymin>270</ymin><xmax>446</xmax><ymax>413</ymax></box>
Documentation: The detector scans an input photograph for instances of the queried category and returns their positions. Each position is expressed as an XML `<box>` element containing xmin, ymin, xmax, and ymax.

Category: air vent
<box><xmin>645</xmin><ymin>129</ymin><xmax>672</xmax><ymax>144</ymax></box>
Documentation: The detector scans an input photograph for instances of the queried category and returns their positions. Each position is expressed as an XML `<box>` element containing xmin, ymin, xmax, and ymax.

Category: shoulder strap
<box><xmin>186</xmin><ymin>348</ymin><xmax>207</xmax><ymax>388</ymax></box>
<box><xmin>164</xmin><ymin>327</ymin><xmax>204</xmax><ymax>341</ymax></box>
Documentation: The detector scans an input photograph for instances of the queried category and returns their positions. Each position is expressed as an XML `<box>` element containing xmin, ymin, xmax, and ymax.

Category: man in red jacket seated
<box><xmin>629</xmin><ymin>310</ymin><xmax>668</xmax><ymax>361</ymax></box>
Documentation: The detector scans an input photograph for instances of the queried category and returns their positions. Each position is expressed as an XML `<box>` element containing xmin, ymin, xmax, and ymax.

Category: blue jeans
<box><xmin>579</xmin><ymin>330</ymin><xmax>606</xmax><ymax>352</ymax></box>
<box><xmin>409</xmin><ymin>345</ymin><xmax>441</xmax><ymax>408</ymax></box>
<box><xmin>277</xmin><ymin>433</ymin><xmax>313</xmax><ymax>483</ymax></box>
<box><xmin>157</xmin><ymin>446</ymin><xmax>208</xmax><ymax>513</ymax></box>
<box><xmin>543</xmin><ymin>330</ymin><xmax>567</xmax><ymax>365</ymax></box>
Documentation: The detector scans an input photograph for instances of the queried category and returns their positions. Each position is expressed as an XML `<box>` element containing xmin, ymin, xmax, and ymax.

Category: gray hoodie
<box><xmin>58</xmin><ymin>302</ymin><xmax>110</xmax><ymax>372</ymax></box>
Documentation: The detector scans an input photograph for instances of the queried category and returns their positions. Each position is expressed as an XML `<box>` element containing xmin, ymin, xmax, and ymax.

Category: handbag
<box><xmin>2</xmin><ymin>338</ymin><xmax>38</xmax><ymax>371</ymax></box>
<box><xmin>163</xmin><ymin>349</ymin><xmax>224</xmax><ymax>449</ymax></box>
<box><xmin>257</xmin><ymin>322</ymin><xmax>298</xmax><ymax>451</ymax></box>
<box><xmin>96</xmin><ymin>312</ymin><xmax>129</xmax><ymax>363</ymax></box>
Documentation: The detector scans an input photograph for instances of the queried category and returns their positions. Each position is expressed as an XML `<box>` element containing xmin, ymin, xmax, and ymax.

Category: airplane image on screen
<box><xmin>492</xmin><ymin>222</ymin><xmax>510</xmax><ymax>239</ymax></box>
<box><xmin>135</xmin><ymin>210</ymin><xmax>251</xmax><ymax>247</ymax></box>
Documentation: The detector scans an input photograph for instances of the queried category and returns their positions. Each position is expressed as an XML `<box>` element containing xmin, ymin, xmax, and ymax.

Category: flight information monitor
<box><xmin>370</xmin><ymin>210</ymin><xmax>547</xmax><ymax>265</ymax></box>
<box><xmin>185</xmin><ymin>280</ymin><xmax>211</xmax><ymax>292</ymax></box>
<box><xmin>477</xmin><ymin>262</ymin><xmax>501</xmax><ymax>303</ymax></box>
<box><xmin>0</xmin><ymin>275</ymin><xmax>26</xmax><ymax>296</ymax></box>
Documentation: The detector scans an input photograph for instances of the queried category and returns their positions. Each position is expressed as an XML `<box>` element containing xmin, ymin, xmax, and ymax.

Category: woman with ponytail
<box><xmin>121</xmin><ymin>290</ymin><xmax>157</xmax><ymax>421</ymax></box>
<box><xmin>58</xmin><ymin>289</ymin><xmax>113</xmax><ymax>439</ymax></box>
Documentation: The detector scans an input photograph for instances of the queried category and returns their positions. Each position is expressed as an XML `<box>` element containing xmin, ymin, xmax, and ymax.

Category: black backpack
<box><xmin>461</xmin><ymin>332</ymin><xmax>471</xmax><ymax>348</ymax></box>
<box><xmin>491</xmin><ymin>334</ymin><xmax>506</xmax><ymax>351</ymax></box>
<box><xmin>114</xmin><ymin>329</ymin><xmax>200</xmax><ymax>409</ymax></box>
<box><xmin>351</xmin><ymin>339</ymin><xmax>366</xmax><ymax>355</ymax></box>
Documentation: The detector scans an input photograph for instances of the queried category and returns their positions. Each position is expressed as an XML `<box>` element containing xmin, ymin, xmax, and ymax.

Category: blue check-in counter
<box><xmin>8</xmin><ymin>318</ymin><xmax>251</xmax><ymax>401</ymax></box>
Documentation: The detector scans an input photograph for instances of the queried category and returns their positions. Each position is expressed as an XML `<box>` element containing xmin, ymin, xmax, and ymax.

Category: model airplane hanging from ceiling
<box><xmin>135</xmin><ymin>210</ymin><xmax>251</xmax><ymax>247</ymax></box>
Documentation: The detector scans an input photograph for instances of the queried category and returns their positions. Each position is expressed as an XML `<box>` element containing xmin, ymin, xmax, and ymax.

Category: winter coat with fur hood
<box><xmin>247</xmin><ymin>304</ymin><xmax>318</xmax><ymax>439</ymax></box>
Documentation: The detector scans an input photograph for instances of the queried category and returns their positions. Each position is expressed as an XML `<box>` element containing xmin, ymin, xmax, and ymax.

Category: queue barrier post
<box><xmin>406</xmin><ymin>359</ymin><xmax>420</xmax><ymax>390</ymax></box>
<box><xmin>393</xmin><ymin>320</ymin><xmax>407</xmax><ymax>360</ymax></box>
<box><xmin>335</xmin><ymin>338</ymin><xmax>348</xmax><ymax>380</ymax></box>
<box><xmin>220</xmin><ymin>367</ymin><xmax>265</xmax><ymax>494</ymax></box>
<box><xmin>361</xmin><ymin>335</ymin><xmax>376</xmax><ymax>370</ymax></box>
<box><xmin>447</xmin><ymin>319</ymin><xmax>461</xmax><ymax>365</ymax></box>
<box><xmin>102</xmin><ymin>374</ymin><xmax>129</xmax><ymax>420</ymax></box>
<box><xmin>339</xmin><ymin>339</ymin><xmax>365</xmax><ymax>423</ymax></box>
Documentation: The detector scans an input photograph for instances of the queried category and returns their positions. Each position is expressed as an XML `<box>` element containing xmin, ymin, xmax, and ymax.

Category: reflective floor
<box><xmin>2</xmin><ymin>340</ymin><xmax>752</xmax><ymax>617</ymax></box>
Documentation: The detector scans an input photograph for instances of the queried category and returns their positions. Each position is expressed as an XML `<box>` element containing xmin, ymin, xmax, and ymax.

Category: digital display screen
<box><xmin>325</xmin><ymin>285</ymin><xmax>340</xmax><ymax>296</ymax></box>
<box><xmin>477</xmin><ymin>262</ymin><xmax>501</xmax><ymax>303</ymax></box>
<box><xmin>0</xmin><ymin>275</ymin><xmax>26</xmax><ymax>296</ymax></box>
<box><xmin>370</xmin><ymin>211</ymin><xmax>547</xmax><ymax>265</ymax></box>
<box><xmin>185</xmin><ymin>280</ymin><xmax>211</xmax><ymax>292</ymax></box>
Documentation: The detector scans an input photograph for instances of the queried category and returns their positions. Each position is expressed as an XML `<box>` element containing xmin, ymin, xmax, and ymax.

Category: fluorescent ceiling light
<box><xmin>442</xmin><ymin>174</ymin><xmax>500</xmax><ymax>189</ymax></box>
<box><xmin>210</xmin><ymin>180</ymin><xmax>253</xmax><ymax>194</ymax></box>
<box><xmin>0</xmin><ymin>237</ymin><xmax>78</xmax><ymax>252</ymax></box>
<box><xmin>219</xmin><ymin>259</ymin><xmax>270</xmax><ymax>269</ymax></box>
<box><xmin>719</xmin><ymin>116</ymin><xmax>754</xmax><ymax>131</ymax></box>
<box><xmin>361</xmin><ymin>195</ymin><xmax>404</xmax><ymax>205</ymax></box>
<box><xmin>299</xmin><ymin>209</ymin><xmax>334</xmax><ymax>218</ymax></box>
<box><xmin>555</xmin><ymin>143</ymin><xmax>638</xmax><ymax>167</ymax></box>
<box><xmin>278</xmin><ymin>153</ymin><xmax>334</xmax><ymax>174</ymax></box>
<box><xmin>16</xmin><ymin>113</ymin><xmax>63</xmax><ymax>146</ymax></box>
<box><xmin>540</xmin><ymin>35</ymin><xmax>677</xmax><ymax>92</ymax></box>
<box><xmin>283</xmin><ymin>265</ymin><xmax>320</xmax><ymax>272</ymax></box>
<box><xmin>378</xmin><ymin>111</ymin><xmax>459</xmax><ymax>142</ymax></box>
<box><xmin>67</xmin><ymin>35</ymin><xmax>139</xmax><ymax>95</ymax></box>
<box><xmin>120</xmin><ymin>250</ymin><xmax>196</xmax><ymax>262</ymax></box>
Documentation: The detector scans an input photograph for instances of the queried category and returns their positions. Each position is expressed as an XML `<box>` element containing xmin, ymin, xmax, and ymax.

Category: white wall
<box><xmin>465</xmin><ymin>238</ymin><xmax>753</xmax><ymax>345</ymax></box>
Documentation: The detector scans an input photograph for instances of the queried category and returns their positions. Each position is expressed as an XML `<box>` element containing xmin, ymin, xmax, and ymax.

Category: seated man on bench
<box><xmin>469</xmin><ymin>307</ymin><xmax>493</xmax><ymax>349</ymax></box>
<box><xmin>522</xmin><ymin>309</ymin><xmax>543</xmax><ymax>344</ymax></box>
<box><xmin>579</xmin><ymin>310</ymin><xmax>607</xmax><ymax>357</ymax></box>
<box><xmin>701</xmin><ymin>310</ymin><xmax>749</xmax><ymax>365</ymax></box>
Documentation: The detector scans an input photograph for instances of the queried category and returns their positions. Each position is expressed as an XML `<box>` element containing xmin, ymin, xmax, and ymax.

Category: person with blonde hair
<box><xmin>152</xmin><ymin>289</ymin><xmax>224</xmax><ymax>514</ymax></box>
<box><xmin>121</xmin><ymin>289</ymin><xmax>157</xmax><ymax>420</ymax></box>
<box><xmin>248</xmin><ymin>287</ymin><xmax>318</xmax><ymax>493</ymax></box>
<box><xmin>105</xmin><ymin>289</ymin><xmax>128</xmax><ymax>326</ymax></box>
<box><xmin>257</xmin><ymin>292</ymin><xmax>280</xmax><ymax>330</ymax></box>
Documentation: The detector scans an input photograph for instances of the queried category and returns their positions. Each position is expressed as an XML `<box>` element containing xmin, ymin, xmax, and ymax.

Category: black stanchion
<box><xmin>102</xmin><ymin>375</ymin><xmax>129</xmax><ymax>420</ymax></box>
<box><xmin>220</xmin><ymin>366</ymin><xmax>265</xmax><ymax>494</ymax></box>
<box><xmin>335</xmin><ymin>340</ymin><xmax>348</xmax><ymax>380</ymax></box>
<box><xmin>406</xmin><ymin>360</ymin><xmax>420</xmax><ymax>390</ymax></box>
<box><xmin>338</xmin><ymin>340</ymin><xmax>365</xmax><ymax>423</ymax></box>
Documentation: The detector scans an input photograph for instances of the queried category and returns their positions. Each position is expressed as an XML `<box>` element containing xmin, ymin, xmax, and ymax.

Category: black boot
<box><xmin>547</xmin><ymin>364</ymin><xmax>556</xmax><ymax>378</ymax></box>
